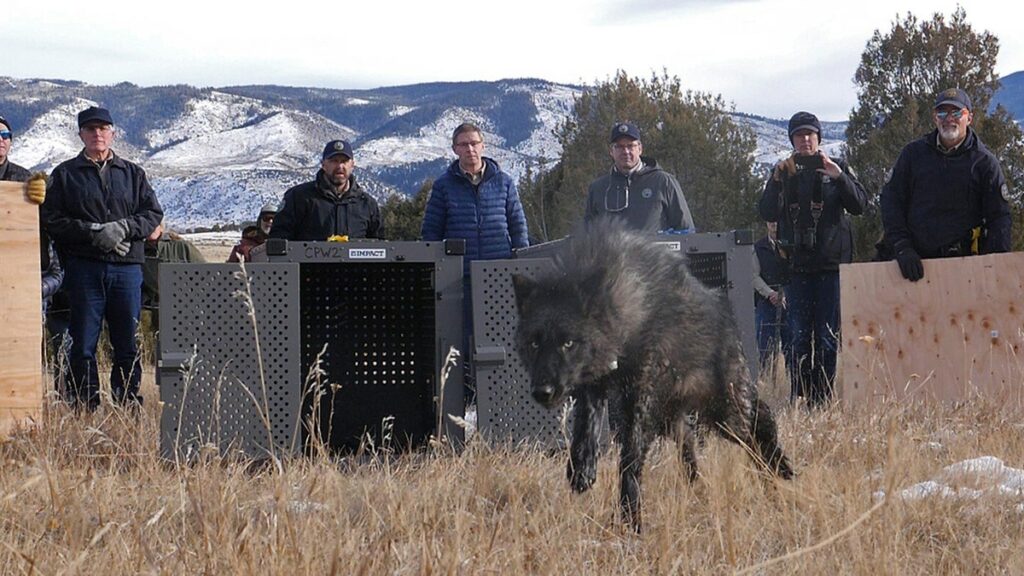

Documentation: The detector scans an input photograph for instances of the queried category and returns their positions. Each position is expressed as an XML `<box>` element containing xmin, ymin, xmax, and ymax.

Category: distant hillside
<box><xmin>6</xmin><ymin>72</ymin><xmax>1019</xmax><ymax>230</ymax></box>
<box><xmin>995</xmin><ymin>70</ymin><xmax>1024</xmax><ymax>121</ymax></box>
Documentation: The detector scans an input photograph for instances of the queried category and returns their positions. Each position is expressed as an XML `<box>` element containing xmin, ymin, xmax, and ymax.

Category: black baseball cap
<box><xmin>78</xmin><ymin>106</ymin><xmax>114</xmax><ymax>128</ymax></box>
<box><xmin>0</xmin><ymin>116</ymin><xmax>11</xmax><ymax>132</ymax></box>
<box><xmin>787</xmin><ymin>111</ymin><xmax>821</xmax><ymax>140</ymax></box>
<box><xmin>609</xmin><ymin>122</ymin><xmax>641</xmax><ymax>143</ymax></box>
<box><xmin>322</xmin><ymin>139</ymin><xmax>354</xmax><ymax>161</ymax></box>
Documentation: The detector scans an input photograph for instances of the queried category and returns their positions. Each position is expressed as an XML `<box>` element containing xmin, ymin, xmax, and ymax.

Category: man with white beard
<box><xmin>880</xmin><ymin>87</ymin><xmax>1012</xmax><ymax>282</ymax></box>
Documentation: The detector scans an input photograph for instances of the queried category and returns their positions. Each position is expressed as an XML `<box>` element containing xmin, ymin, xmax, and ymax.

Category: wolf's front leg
<box><xmin>567</xmin><ymin>390</ymin><xmax>601</xmax><ymax>493</ymax></box>
<box><xmin>617</xmin><ymin>395</ymin><xmax>649</xmax><ymax>533</ymax></box>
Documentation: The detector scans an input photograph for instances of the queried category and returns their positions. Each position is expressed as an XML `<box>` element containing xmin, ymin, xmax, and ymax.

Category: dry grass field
<box><xmin>3</xmin><ymin>242</ymin><xmax>1023</xmax><ymax>574</ymax></box>
<box><xmin>3</xmin><ymin>358</ymin><xmax>1023</xmax><ymax>575</ymax></box>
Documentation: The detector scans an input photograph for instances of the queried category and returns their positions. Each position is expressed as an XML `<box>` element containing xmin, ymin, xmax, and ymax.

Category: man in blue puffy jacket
<box><xmin>421</xmin><ymin>123</ymin><xmax>529</xmax><ymax>402</ymax></box>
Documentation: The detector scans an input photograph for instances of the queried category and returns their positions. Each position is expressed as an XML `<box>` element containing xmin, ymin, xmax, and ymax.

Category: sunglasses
<box><xmin>935</xmin><ymin>109</ymin><xmax>968</xmax><ymax>120</ymax></box>
<box><xmin>0</xmin><ymin>130</ymin><xmax>11</xmax><ymax>140</ymax></box>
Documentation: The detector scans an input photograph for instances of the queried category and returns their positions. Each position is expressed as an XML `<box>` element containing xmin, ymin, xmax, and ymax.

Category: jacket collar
<box><xmin>73</xmin><ymin>149</ymin><xmax>127</xmax><ymax>170</ymax></box>
<box><xmin>449</xmin><ymin>156</ymin><xmax>498</xmax><ymax>183</ymax></box>
<box><xmin>315</xmin><ymin>169</ymin><xmax>364</xmax><ymax>201</ymax></box>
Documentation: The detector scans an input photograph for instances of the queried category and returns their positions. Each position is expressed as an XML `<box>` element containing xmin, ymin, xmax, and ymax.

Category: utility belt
<box><xmin>923</xmin><ymin>227</ymin><xmax>982</xmax><ymax>259</ymax></box>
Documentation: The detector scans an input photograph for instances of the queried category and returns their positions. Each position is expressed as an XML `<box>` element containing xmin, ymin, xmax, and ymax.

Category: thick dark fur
<box><xmin>512</xmin><ymin>218</ymin><xmax>793</xmax><ymax>532</ymax></box>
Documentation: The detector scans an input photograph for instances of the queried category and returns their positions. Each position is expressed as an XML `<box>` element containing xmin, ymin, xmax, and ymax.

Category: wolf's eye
<box><xmin>530</xmin><ymin>341</ymin><xmax>539</xmax><ymax>349</ymax></box>
<box><xmin>562</xmin><ymin>340</ymin><xmax>574</xmax><ymax>350</ymax></box>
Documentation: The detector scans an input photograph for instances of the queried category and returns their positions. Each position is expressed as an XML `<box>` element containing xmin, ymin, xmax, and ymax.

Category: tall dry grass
<box><xmin>5</xmin><ymin>243</ymin><xmax>1021</xmax><ymax>574</ymax></box>
<box><xmin>2</xmin><ymin>358</ymin><xmax>1023</xmax><ymax>575</ymax></box>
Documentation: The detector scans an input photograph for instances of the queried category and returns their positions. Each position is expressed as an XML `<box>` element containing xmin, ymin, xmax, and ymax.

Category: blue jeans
<box><xmin>755</xmin><ymin>296</ymin><xmax>791</xmax><ymax>378</ymax></box>
<box><xmin>785</xmin><ymin>271</ymin><xmax>840</xmax><ymax>407</ymax></box>
<box><xmin>64</xmin><ymin>256</ymin><xmax>143</xmax><ymax>408</ymax></box>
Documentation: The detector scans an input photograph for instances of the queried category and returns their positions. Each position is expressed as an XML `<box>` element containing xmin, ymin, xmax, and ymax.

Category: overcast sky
<box><xmin>7</xmin><ymin>0</ymin><xmax>1022</xmax><ymax>121</ymax></box>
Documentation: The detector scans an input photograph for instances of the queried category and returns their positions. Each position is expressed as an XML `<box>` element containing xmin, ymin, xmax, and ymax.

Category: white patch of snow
<box><xmin>347</xmin><ymin>98</ymin><xmax>372</xmax><ymax>106</ymax></box>
<box><xmin>389</xmin><ymin>105</ymin><xmax>416</xmax><ymax>118</ymax></box>
<box><xmin>874</xmin><ymin>456</ymin><xmax>1024</xmax><ymax>509</ymax></box>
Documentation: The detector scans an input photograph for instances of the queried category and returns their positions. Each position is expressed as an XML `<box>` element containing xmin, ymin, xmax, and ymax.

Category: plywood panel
<box><xmin>840</xmin><ymin>254</ymin><xmax>1024</xmax><ymax>406</ymax></box>
<box><xmin>0</xmin><ymin>181</ymin><xmax>43</xmax><ymax>437</ymax></box>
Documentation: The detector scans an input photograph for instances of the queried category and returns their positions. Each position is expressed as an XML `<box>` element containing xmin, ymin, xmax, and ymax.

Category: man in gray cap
<box><xmin>270</xmin><ymin>139</ymin><xmax>383</xmax><ymax>241</ymax></box>
<box><xmin>584</xmin><ymin>121</ymin><xmax>693</xmax><ymax>232</ymax></box>
<box><xmin>880</xmin><ymin>87</ymin><xmax>1011</xmax><ymax>282</ymax></box>
<box><xmin>228</xmin><ymin>202</ymin><xmax>277</xmax><ymax>262</ymax></box>
<box><xmin>42</xmin><ymin>105</ymin><xmax>163</xmax><ymax>409</ymax></box>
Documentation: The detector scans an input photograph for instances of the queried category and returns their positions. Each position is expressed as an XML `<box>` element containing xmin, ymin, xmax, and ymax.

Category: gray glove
<box><xmin>113</xmin><ymin>239</ymin><xmax>132</xmax><ymax>257</ymax></box>
<box><xmin>90</xmin><ymin>220</ymin><xmax>130</xmax><ymax>253</ymax></box>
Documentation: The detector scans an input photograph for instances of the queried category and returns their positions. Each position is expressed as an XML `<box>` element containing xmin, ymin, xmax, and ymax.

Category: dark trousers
<box><xmin>755</xmin><ymin>297</ymin><xmax>791</xmax><ymax>381</ymax></box>
<box><xmin>64</xmin><ymin>256</ymin><xmax>143</xmax><ymax>408</ymax></box>
<box><xmin>785</xmin><ymin>271</ymin><xmax>840</xmax><ymax>407</ymax></box>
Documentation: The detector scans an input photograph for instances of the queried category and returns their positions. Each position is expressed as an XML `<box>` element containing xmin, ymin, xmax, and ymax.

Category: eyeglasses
<box><xmin>261</xmin><ymin>214</ymin><xmax>275</xmax><ymax>222</ymax></box>
<box><xmin>0</xmin><ymin>131</ymin><xmax>11</xmax><ymax>140</ymax></box>
<box><xmin>935</xmin><ymin>109</ymin><xmax>968</xmax><ymax>120</ymax></box>
<box><xmin>454</xmin><ymin>140</ymin><xmax>483</xmax><ymax>149</ymax></box>
<box><xmin>612</xmin><ymin>142</ymin><xmax>640</xmax><ymax>152</ymax></box>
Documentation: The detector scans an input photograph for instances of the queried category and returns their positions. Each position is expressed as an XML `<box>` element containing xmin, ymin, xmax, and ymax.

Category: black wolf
<box><xmin>512</xmin><ymin>220</ymin><xmax>793</xmax><ymax>531</ymax></box>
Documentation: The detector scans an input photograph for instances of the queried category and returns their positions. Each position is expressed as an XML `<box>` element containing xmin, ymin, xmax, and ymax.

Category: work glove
<box><xmin>90</xmin><ymin>219</ymin><xmax>130</xmax><ymax>253</ymax></box>
<box><xmin>893</xmin><ymin>240</ymin><xmax>924</xmax><ymax>282</ymax></box>
<box><xmin>772</xmin><ymin>155</ymin><xmax>797</xmax><ymax>182</ymax></box>
<box><xmin>113</xmin><ymin>239</ymin><xmax>132</xmax><ymax>257</ymax></box>
<box><xmin>25</xmin><ymin>172</ymin><xmax>47</xmax><ymax>205</ymax></box>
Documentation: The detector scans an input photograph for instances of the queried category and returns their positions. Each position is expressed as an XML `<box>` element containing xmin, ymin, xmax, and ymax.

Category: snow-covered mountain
<box><xmin>2</xmin><ymin>77</ymin><xmax>845</xmax><ymax>230</ymax></box>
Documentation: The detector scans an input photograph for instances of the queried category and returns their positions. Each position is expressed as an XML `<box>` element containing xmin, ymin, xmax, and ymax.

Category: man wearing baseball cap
<box><xmin>584</xmin><ymin>121</ymin><xmax>693</xmax><ymax>232</ymax></box>
<box><xmin>880</xmin><ymin>87</ymin><xmax>1011</xmax><ymax>282</ymax></box>
<box><xmin>759</xmin><ymin>110</ymin><xmax>868</xmax><ymax>408</ymax></box>
<box><xmin>270</xmin><ymin>139</ymin><xmax>383</xmax><ymax>241</ymax></box>
<box><xmin>41</xmin><ymin>105</ymin><xmax>163</xmax><ymax>409</ymax></box>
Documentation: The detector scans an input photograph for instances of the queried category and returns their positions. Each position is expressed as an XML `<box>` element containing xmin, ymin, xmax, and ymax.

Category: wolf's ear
<box><xmin>511</xmin><ymin>273</ymin><xmax>536</xmax><ymax>303</ymax></box>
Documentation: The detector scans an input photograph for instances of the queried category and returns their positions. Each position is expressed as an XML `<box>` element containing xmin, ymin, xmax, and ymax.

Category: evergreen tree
<box><xmin>846</xmin><ymin>7</ymin><xmax>1024</xmax><ymax>257</ymax></box>
<box><xmin>519</xmin><ymin>71</ymin><xmax>760</xmax><ymax>241</ymax></box>
<box><xmin>381</xmin><ymin>180</ymin><xmax>432</xmax><ymax>240</ymax></box>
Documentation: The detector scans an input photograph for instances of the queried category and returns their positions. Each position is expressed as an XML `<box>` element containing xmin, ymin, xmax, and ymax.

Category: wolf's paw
<box><xmin>568</xmin><ymin>459</ymin><xmax>597</xmax><ymax>493</ymax></box>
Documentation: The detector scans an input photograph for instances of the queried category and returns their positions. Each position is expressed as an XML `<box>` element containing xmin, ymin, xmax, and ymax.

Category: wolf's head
<box><xmin>512</xmin><ymin>231</ymin><xmax>649</xmax><ymax>407</ymax></box>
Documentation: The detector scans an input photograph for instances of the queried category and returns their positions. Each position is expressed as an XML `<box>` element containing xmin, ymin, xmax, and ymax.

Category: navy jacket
<box><xmin>421</xmin><ymin>157</ymin><xmax>529</xmax><ymax>272</ymax></box>
<box><xmin>759</xmin><ymin>156</ymin><xmax>868</xmax><ymax>273</ymax></box>
<box><xmin>880</xmin><ymin>128</ymin><xmax>1011</xmax><ymax>257</ymax></box>
<box><xmin>270</xmin><ymin>170</ymin><xmax>383</xmax><ymax>241</ymax></box>
<box><xmin>42</xmin><ymin>151</ymin><xmax>163</xmax><ymax>265</ymax></box>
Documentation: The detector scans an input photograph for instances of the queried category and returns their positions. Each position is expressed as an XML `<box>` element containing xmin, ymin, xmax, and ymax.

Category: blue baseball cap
<box><xmin>934</xmin><ymin>88</ymin><xmax>972</xmax><ymax>111</ymax></box>
<box><xmin>610</xmin><ymin>122</ymin><xmax>641</xmax><ymax>143</ymax></box>
<box><xmin>322</xmin><ymin>139</ymin><xmax>354</xmax><ymax>161</ymax></box>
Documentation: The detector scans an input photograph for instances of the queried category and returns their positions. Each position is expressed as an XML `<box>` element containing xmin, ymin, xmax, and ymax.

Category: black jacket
<box><xmin>880</xmin><ymin>128</ymin><xmax>1011</xmax><ymax>257</ymax></box>
<box><xmin>270</xmin><ymin>170</ymin><xmax>383</xmax><ymax>241</ymax></box>
<box><xmin>42</xmin><ymin>151</ymin><xmax>163</xmax><ymax>264</ymax></box>
<box><xmin>0</xmin><ymin>159</ymin><xmax>30</xmax><ymax>182</ymax></box>
<box><xmin>759</xmin><ymin>156</ymin><xmax>868</xmax><ymax>273</ymax></box>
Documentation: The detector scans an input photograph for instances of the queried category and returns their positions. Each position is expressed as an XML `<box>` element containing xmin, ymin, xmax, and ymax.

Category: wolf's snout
<box><xmin>532</xmin><ymin>384</ymin><xmax>558</xmax><ymax>406</ymax></box>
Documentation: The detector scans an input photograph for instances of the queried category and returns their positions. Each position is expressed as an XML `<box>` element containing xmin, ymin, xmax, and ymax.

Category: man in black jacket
<box><xmin>270</xmin><ymin>140</ymin><xmax>383</xmax><ymax>241</ymax></box>
<box><xmin>759</xmin><ymin>111</ymin><xmax>868</xmax><ymax>407</ymax></box>
<box><xmin>42</xmin><ymin>106</ymin><xmax>163</xmax><ymax>408</ymax></box>
<box><xmin>880</xmin><ymin>88</ymin><xmax>1011</xmax><ymax>282</ymax></box>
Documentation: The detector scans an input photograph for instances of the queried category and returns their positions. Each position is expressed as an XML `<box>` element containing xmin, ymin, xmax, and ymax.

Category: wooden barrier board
<box><xmin>840</xmin><ymin>253</ymin><xmax>1024</xmax><ymax>405</ymax></box>
<box><xmin>0</xmin><ymin>181</ymin><xmax>43</xmax><ymax>437</ymax></box>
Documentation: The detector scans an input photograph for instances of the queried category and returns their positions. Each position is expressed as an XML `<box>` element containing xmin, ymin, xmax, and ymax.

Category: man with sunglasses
<box><xmin>42</xmin><ymin>106</ymin><xmax>163</xmax><ymax>409</ymax></box>
<box><xmin>880</xmin><ymin>88</ymin><xmax>1011</xmax><ymax>282</ymax></box>
<box><xmin>228</xmin><ymin>202</ymin><xmax>277</xmax><ymax>262</ymax></box>
<box><xmin>584</xmin><ymin>121</ymin><xmax>693</xmax><ymax>233</ymax></box>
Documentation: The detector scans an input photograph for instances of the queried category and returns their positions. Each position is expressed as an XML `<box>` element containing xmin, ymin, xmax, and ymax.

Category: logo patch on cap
<box><xmin>618</xmin><ymin>125</ymin><xmax>629</xmax><ymax>134</ymax></box>
<box><xmin>334</xmin><ymin>142</ymin><xmax>345</xmax><ymax>151</ymax></box>
<box><xmin>944</xmin><ymin>88</ymin><xmax>959</xmax><ymax>99</ymax></box>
